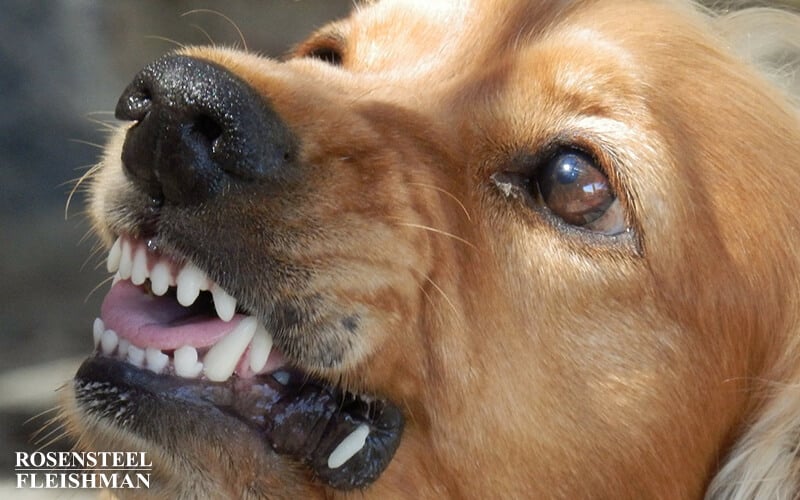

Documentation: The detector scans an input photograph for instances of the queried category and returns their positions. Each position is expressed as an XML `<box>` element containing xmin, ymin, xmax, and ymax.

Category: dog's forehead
<box><xmin>346</xmin><ymin>0</ymin><xmax>582</xmax><ymax>69</ymax></box>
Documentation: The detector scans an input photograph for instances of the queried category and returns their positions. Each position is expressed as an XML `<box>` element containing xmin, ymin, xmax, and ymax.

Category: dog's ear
<box><xmin>706</xmin><ymin>377</ymin><xmax>800</xmax><ymax>499</ymax></box>
<box><xmin>703</xmin><ymin>8</ymin><xmax>800</xmax><ymax>499</ymax></box>
<box><xmin>713</xmin><ymin>7</ymin><xmax>800</xmax><ymax>101</ymax></box>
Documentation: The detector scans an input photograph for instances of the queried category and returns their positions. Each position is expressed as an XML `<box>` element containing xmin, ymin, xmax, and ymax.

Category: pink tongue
<box><xmin>101</xmin><ymin>281</ymin><xmax>245</xmax><ymax>350</ymax></box>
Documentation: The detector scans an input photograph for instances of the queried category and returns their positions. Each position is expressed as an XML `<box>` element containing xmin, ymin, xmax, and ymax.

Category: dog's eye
<box><xmin>535</xmin><ymin>150</ymin><xmax>613</xmax><ymax>224</ymax></box>
<box><xmin>306</xmin><ymin>45</ymin><xmax>343</xmax><ymax>66</ymax></box>
<box><xmin>493</xmin><ymin>149</ymin><xmax>626</xmax><ymax>235</ymax></box>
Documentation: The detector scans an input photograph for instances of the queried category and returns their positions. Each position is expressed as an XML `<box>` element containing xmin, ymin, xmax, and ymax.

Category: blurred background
<box><xmin>1</xmin><ymin>0</ymin><xmax>799</xmax><ymax>497</ymax></box>
<box><xmin>0</xmin><ymin>1</ymin><xmax>350</xmax><ymax>496</ymax></box>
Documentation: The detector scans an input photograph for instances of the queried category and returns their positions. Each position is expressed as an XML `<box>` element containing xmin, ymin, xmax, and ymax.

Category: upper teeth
<box><xmin>107</xmin><ymin>237</ymin><xmax>237</xmax><ymax>322</ymax></box>
<box><xmin>99</xmin><ymin>237</ymin><xmax>278</xmax><ymax>383</ymax></box>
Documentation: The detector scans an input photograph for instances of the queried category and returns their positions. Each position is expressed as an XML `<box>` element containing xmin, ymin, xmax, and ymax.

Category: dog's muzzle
<box><xmin>73</xmin><ymin>54</ymin><xmax>405</xmax><ymax>491</ymax></box>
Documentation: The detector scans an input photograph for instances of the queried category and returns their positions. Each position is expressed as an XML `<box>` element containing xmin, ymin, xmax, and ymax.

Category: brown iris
<box><xmin>535</xmin><ymin>150</ymin><xmax>615</xmax><ymax>227</ymax></box>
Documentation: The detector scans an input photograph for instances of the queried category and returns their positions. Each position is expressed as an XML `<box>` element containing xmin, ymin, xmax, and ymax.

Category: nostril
<box><xmin>191</xmin><ymin>114</ymin><xmax>223</xmax><ymax>150</ymax></box>
<box><xmin>115</xmin><ymin>86</ymin><xmax>153</xmax><ymax>122</ymax></box>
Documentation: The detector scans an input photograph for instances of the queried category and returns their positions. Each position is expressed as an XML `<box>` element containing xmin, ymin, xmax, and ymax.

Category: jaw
<box><xmin>60</xmin><ymin>364</ymin><xmax>317</xmax><ymax>499</ymax></box>
<box><xmin>63</xmin><ymin>352</ymin><xmax>406</xmax><ymax>496</ymax></box>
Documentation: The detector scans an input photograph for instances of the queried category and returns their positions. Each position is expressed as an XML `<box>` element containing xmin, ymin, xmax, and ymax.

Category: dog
<box><xmin>61</xmin><ymin>0</ymin><xmax>800</xmax><ymax>498</ymax></box>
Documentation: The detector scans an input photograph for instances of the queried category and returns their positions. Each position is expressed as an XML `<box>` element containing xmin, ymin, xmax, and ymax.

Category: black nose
<box><xmin>115</xmin><ymin>54</ymin><xmax>294</xmax><ymax>205</ymax></box>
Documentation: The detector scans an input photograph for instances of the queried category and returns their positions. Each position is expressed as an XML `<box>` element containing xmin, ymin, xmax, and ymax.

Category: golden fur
<box><xmin>64</xmin><ymin>0</ymin><xmax>800</xmax><ymax>497</ymax></box>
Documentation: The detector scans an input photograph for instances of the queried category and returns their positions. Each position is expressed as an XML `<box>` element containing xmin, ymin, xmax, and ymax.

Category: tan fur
<box><xmin>64</xmin><ymin>0</ymin><xmax>800</xmax><ymax>497</ymax></box>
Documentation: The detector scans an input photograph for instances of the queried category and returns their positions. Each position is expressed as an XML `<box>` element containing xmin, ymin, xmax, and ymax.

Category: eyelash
<box><xmin>305</xmin><ymin>45</ymin><xmax>344</xmax><ymax>66</ymax></box>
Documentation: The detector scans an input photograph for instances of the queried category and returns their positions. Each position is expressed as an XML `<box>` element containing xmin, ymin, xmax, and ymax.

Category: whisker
<box><xmin>25</xmin><ymin>406</ymin><xmax>63</xmax><ymax>426</ymax></box>
<box><xmin>29</xmin><ymin>413</ymin><xmax>66</xmax><ymax>440</ymax></box>
<box><xmin>65</xmin><ymin>163</ymin><xmax>102</xmax><ymax>220</ymax></box>
<box><xmin>85</xmin><ymin>276</ymin><xmax>115</xmax><ymax>303</ymax></box>
<box><xmin>393</xmin><ymin>222</ymin><xmax>477</xmax><ymax>250</ymax></box>
<box><xmin>182</xmin><ymin>9</ymin><xmax>247</xmax><ymax>50</ymax></box>
<box><xmin>84</xmin><ymin>114</ymin><xmax>118</xmax><ymax>132</ymax></box>
<box><xmin>33</xmin><ymin>422</ymin><xmax>66</xmax><ymax>448</ymax></box>
<box><xmin>407</xmin><ymin>182</ymin><xmax>472</xmax><ymax>222</ymax></box>
<box><xmin>190</xmin><ymin>23</ymin><xmax>215</xmax><ymax>46</ymax></box>
<box><xmin>79</xmin><ymin>225</ymin><xmax>100</xmax><ymax>247</ymax></box>
<box><xmin>68</xmin><ymin>138</ymin><xmax>105</xmax><ymax>150</ymax></box>
<box><xmin>83</xmin><ymin>240</ymin><xmax>108</xmax><ymax>272</ymax></box>
<box><xmin>409</xmin><ymin>268</ymin><xmax>458</xmax><ymax>316</ymax></box>
<box><xmin>144</xmin><ymin>35</ymin><xmax>186</xmax><ymax>49</ymax></box>
<box><xmin>35</xmin><ymin>428</ymin><xmax>69</xmax><ymax>452</ymax></box>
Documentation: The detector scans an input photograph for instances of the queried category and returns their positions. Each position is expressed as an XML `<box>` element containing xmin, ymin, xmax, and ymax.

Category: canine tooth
<box><xmin>118</xmin><ymin>240</ymin><xmax>133</xmax><ymax>280</ymax></box>
<box><xmin>107</xmin><ymin>238</ymin><xmax>122</xmax><ymax>273</ymax></box>
<box><xmin>150</xmin><ymin>262</ymin><xmax>171</xmax><ymax>296</ymax></box>
<box><xmin>127</xmin><ymin>345</ymin><xmax>145</xmax><ymax>368</ymax></box>
<box><xmin>249</xmin><ymin>324</ymin><xmax>273</xmax><ymax>373</ymax></box>
<box><xmin>203</xmin><ymin>317</ymin><xmax>257</xmax><ymax>382</ymax></box>
<box><xmin>176</xmin><ymin>263</ymin><xmax>207</xmax><ymax>307</ymax></box>
<box><xmin>145</xmin><ymin>348</ymin><xmax>169</xmax><ymax>374</ymax></box>
<box><xmin>174</xmin><ymin>345</ymin><xmax>203</xmax><ymax>378</ymax></box>
<box><xmin>212</xmin><ymin>286</ymin><xmax>237</xmax><ymax>322</ymax></box>
<box><xmin>118</xmin><ymin>339</ymin><xmax>130</xmax><ymax>359</ymax></box>
<box><xmin>327</xmin><ymin>423</ymin><xmax>370</xmax><ymax>469</ymax></box>
<box><xmin>93</xmin><ymin>318</ymin><xmax>104</xmax><ymax>349</ymax></box>
<box><xmin>131</xmin><ymin>247</ymin><xmax>148</xmax><ymax>285</ymax></box>
<box><xmin>100</xmin><ymin>329</ymin><xmax>118</xmax><ymax>355</ymax></box>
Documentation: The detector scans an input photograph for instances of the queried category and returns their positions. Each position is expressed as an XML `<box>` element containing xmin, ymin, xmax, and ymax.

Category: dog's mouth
<box><xmin>73</xmin><ymin>235</ymin><xmax>404</xmax><ymax>490</ymax></box>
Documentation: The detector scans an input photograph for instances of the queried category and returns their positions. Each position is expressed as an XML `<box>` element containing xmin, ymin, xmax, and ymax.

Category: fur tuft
<box><xmin>713</xmin><ymin>5</ymin><xmax>800</xmax><ymax>105</ymax></box>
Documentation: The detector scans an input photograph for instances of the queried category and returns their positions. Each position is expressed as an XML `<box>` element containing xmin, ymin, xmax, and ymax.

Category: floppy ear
<box><xmin>713</xmin><ymin>6</ymin><xmax>800</xmax><ymax>100</ymax></box>
<box><xmin>702</xmin><ymin>9</ymin><xmax>800</xmax><ymax>498</ymax></box>
<box><xmin>706</xmin><ymin>379</ymin><xmax>800</xmax><ymax>499</ymax></box>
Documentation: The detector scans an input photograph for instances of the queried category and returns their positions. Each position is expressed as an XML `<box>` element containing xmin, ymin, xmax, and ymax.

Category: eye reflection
<box><xmin>534</xmin><ymin>150</ymin><xmax>620</xmax><ymax>232</ymax></box>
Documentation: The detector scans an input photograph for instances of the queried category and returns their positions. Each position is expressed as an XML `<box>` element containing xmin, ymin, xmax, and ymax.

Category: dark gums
<box><xmin>75</xmin><ymin>357</ymin><xmax>404</xmax><ymax>491</ymax></box>
<box><xmin>255</xmin><ymin>371</ymin><xmax>405</xmax><ymax>490</ymax></box>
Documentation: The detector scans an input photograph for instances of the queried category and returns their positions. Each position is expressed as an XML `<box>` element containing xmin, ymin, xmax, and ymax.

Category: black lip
<box><xmin>74</xmin><ymin>356</ymin><xmax>404</xmax><ymax>490</ymax></box>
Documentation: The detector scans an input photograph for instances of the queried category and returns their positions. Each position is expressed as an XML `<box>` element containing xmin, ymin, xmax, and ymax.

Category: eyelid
<box><xmin>294</xmin><ymin>28</ymin><xmax>347</xmax><ymax>61</ymax></box>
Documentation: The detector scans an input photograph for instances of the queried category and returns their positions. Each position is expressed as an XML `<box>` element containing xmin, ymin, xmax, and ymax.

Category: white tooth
<box><xmin>118</xmin><ymin>240</ymin><xmax>133</xmax><ymax>280</ymax></box>
<box><xmin>145</xmin><ymin>348</ymin><xmax>169</xmax><ymax>374</ymax></box>
<box><xmin>112</xmin><ymin>272</ymin><xmax>122</xmax><ymax>286</ymax></box>
<box><xmin>100</xmin><ymin>329</ymin><xmax>118</xmax><ymax>355</ymax></box>
<box><xmin>150</xmin><ymin>262</ymin><xmax>171</xmax><ymax>296</ymax></box>
<box><xmin>327</xmin><ymin>424</ymin><xmax>370</xmax><ymax>469</ymax></box>
<box><xmin>118</xmin><ymin>339</ymin><xmax>130</xmax><ymax>359</ymax></box>
<box><xmin>107</xmin><ymin>238</ymin><xmax>122</xmax><ymax>273</ymax></box>
<box><xmin>212</xmin><ymin>286</ymin><xmax>237</xmax><ymax>322</ymax></box>
<box><xmin>127</xmin><ymin>345</ymin><xmax>145</xmax><ymax>368</ymax></box>
<box><xmin>249</xmin><ymin>323</ymin><xmax>273</xmax><ymax>373</ymax></box>
<box><xmin>131</xmin><ymin>247</ymin><xmax>149</xmax><ymax>285</ymax></box>
<box><xmin>93</xmin><ymin>318</ymin><xmax>104</xmax><ymax>349</ymax></box>
<box><xmin>203</xmin><ymin>317</ymin><xmax>258</xmax><ymax>382</ymax></box>
<box><xmin>174</xmin><ymin>345</ymin><xmax>203</xmax><ymax>378</ymax></box>
<box><xmin>176</xmin><ymin>262</ymin><xmax>207</xmax><ymax>307</ymax></box>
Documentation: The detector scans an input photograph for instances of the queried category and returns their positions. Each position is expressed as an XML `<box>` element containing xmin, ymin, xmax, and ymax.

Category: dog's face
<box><xmin>63</xmin><ymin>0</ymin><xmax>800</xmax><ymax>498</ymax></box>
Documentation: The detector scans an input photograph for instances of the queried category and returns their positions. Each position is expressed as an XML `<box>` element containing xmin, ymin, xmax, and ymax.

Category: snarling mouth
<box><xmin>73</xmin><ymin>235</ymin><xmax>404</xmax><ymax>490</ymax></box>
